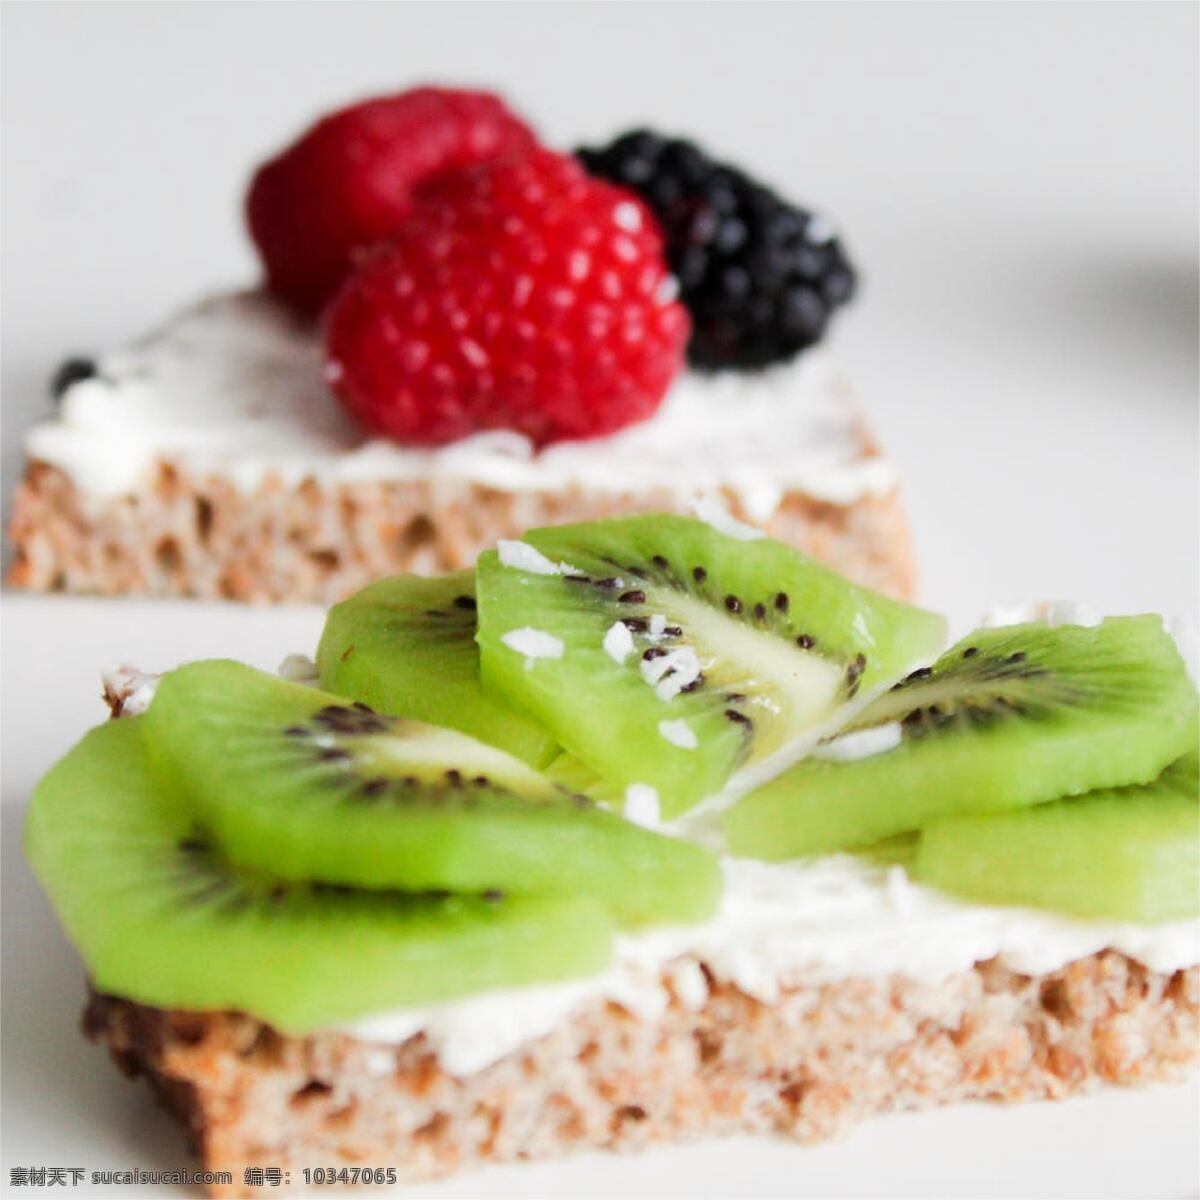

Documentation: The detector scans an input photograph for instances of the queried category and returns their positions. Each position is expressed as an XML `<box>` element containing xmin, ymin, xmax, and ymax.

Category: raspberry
<box><xmin>246</xmin><ymin>87</ymin><xmax>538</xmax><ymax>314</ymax></box>
<box><xmin>323</xmin><ymin>149</ymin><xmax>690</xmax><ymax>447</ymax></box>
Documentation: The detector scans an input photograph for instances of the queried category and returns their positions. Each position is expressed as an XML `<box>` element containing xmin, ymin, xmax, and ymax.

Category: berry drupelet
<box><xmin>576</xmin><ymin>130</ymin><xmax>857</xmax><ymax>370</ymax></box>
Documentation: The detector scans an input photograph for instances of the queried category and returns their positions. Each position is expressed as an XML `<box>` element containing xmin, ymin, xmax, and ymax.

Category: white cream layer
<box><xmin>25</xmin><ymin>291</ymin><xmax>895</xmax><ymax>514</ymax></box>
<box><xmin>101</xmin><ymin>610</ymin><xmax>1199</xmax><ymax>1079</ymax></box>
<box><xmin>339</xmin><ymin>604</ymin><xmax>1200</xmax><ymax>1075</ymax></box>
<box><xmin>342</xmin><ymin>854</ymin><xmax>1200</xmax><ymax>1077</ymax></box>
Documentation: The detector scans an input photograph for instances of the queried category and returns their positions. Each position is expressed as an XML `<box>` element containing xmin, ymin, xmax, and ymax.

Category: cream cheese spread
<box><xmin>25</xmin><ymin>290</ymin><xmax>896</xmax><ymax>515</ymax></box>
<box><xmin>342</xmin><ymin>854</ymin><xmax>1200</xmax><ymax>1076</ymax></box>
<box><xmin>340</xmin><ymin>605</ymin><xmax>1200</xmax><ymax>1073</ymax></box>
<box><xmin>100</xmin><ymin>608</ymin><xmax>1200</xmax><ymax>1078</ymax></box>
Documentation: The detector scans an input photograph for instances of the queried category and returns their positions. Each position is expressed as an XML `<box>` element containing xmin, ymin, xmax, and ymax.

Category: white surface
<box><xmin>2</xmin><ymin>3</ymin><xmax>1198</xmax><ymax>1197</ymax></box>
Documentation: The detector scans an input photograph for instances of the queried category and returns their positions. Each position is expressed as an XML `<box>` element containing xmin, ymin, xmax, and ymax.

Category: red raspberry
<box><xmin>323</xmin><ymin>150</ymin><xmax>690</xmax><ymax>447</ymax></box>
<box><xmin>246</xmin><ymin>87</ymin><xmax>537</xmax><ymax>314</ymax></box>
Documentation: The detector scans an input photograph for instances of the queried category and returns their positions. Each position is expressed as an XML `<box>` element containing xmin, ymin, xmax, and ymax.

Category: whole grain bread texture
<box><xmin>85</xmin><ymin>950</ymin><xmax>1198</xmax><ymax>1198</ymax></box>
<box><xmin>8</xmin><ymin>459</ymin><xmax>916</xmax><ymax>604</ymax></box>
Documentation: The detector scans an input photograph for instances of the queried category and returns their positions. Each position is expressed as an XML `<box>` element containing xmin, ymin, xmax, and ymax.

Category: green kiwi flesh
<box><xmin>475</xmin><ymin>515</ymin><xmax>946</xmax><ymax>817</ymax></box>
<box><xmin>723</xmin><ymin>617</ymin><xmax>1199</xmax><ymax>859</ymax></box>
<box><xmin>142</xmin><ymin>660</ymin><xmax>721</xmax><ymax>927</ymax></box>
<box><xmin>23</xmin><ymin>719</ymin><xmax>614</xmax><ymax>1032</ymax></box>
<box><xmin>913</xmin><ymin>753</ymin><xmax>1199</xmax><ymax>922</ymax></box>
<box><xmin>317</xmin><ymin>571</ymin><xmax>557</xmax><ymax>768</ymax></box>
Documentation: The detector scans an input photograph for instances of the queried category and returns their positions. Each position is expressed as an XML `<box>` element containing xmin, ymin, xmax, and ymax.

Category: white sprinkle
<box><xmin>603</xmin><ymin>621</ymin><xmax>635</xmax><ymax>664</ymax></box>
<box><xmin>658</xmin><ymin>719</ymin><xmax>698</xmax><ymax>750</ymax></box>
<box><xmin>497</xmin><ymin>539</ymin><xmax>564</xmax><ymax>576</ymax></box>
<box><xmin>690</xmin><ymin>495</ymin><xmax>765</xmax><ymax>541</ymax></box>
<box><xmin>656</xmin><ymin>275</ymin><xmax>681</xmax><ymax>304</ymax></box>
<box><xmin>1043</xmin><ymin>600</ymin><xmax>1102</xmax><ymax>628</ymax></box>
<box><xmin>648</xmin><ymin>614</ymin><xmax>668</xmax><ymax>637</ymax></box>
<box><xmin>641</xmin><ymin>646</ymin><xmax>703</xmax><ymax>700</ymax></box>
<box><xmin>100</xmin><ymin>665</ymin><xmax>160</xmax><ymax>717</ymax></box>
<box><xmin>277</xmin><ymin>653</ymin><xmax>320</xmax><ymax>686</ymax></box>
<box><xmin>500</xmin><ymin>628</ymin><xmax>564</xmax><ymax>667</ymax></box>
<box><xmin>624</xmin><ymin>784</ymin><xmax>661</xmax><ymax>828</ymax></box>
<box><xmin>812</xmin><ymin>722</ymin><xmax>902</xmax><ymax>762</ymax></box>
<box><xmin>640</xmin><ymin>653</ymin><xmax>675</xmax><ymax>686</ymax></box>
<box><xmin>981</xmin><ymin>600</ymin><xmax>1102</xmax><ymax>629</ymax></box>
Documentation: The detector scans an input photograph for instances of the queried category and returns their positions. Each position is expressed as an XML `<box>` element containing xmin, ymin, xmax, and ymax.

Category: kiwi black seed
<box><xmin>142</xmin><ymin>660</ymin><xmax>722</xmax><ymax>928</ymax></box>
<box><xmin>723</xmin><ymin>615</ymin><xmax>1200</xmax><ymax>859</ymax></box>
<box><xmin>24</xmin><ymin>719</ymin><xmax>616</xmax><ymax>1032</ymax></box>
<box><xmin>316</xmin><ymin>570</ymin><xmax>558</xmax><ymax>768</ymax></box>
<box><xmin>477</xmin><ymin>515</ymin><xmax>947</xmax><ymax>816</ymax></box>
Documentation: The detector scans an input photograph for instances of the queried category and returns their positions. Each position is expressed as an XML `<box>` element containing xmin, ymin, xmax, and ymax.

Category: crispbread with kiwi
<box><xmin>475</xmin><ymin>514</ymin><xmax>945</xmax><ymax>817</ymax></box>
<box><xmin>23</xmin><ymin>719</ymin><xmax>614</xmax><ymax>1032</ymax></box>
<box><xmin>723</xmin><ymin>616</ymin><xmax>1199</xmax><ymax>859</ymax></box>
<box><xmin>142</xmin><ymin>659</ymin><xmax>721</xmax><ymax>927</ymax></box>
<box><xmin>316</xmin><ymin>570</ymin><xmax>557</xmax><ymax>768</ymax></box>
<box><xmin>912</xmin><ymin>752</ymin><xmax>1199</xmax><ymax>922</ymax></box>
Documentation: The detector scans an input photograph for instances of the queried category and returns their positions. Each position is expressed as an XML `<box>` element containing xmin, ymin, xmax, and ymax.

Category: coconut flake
<box><xmin>602</xmin><ymin>621</ymin><xmax>635</xmax><ymax>664</ymax></box>
<box><xmin>648</xmin><ymin>614</ymin><xmax>668</xmax><ymax>637</ymax></box>
<box><xmin>277</xmin><ymin>653</ymin><xmax>320</xmax><ymax>685</ymax></box>
<box><xmin>640</xmin><ymin>646</ymin><xmax>703</xmax><ymax>700</ymax></box>
<box><xmin>981</xmin><ymin>600</ymin><xmax>1102</xmax><ymax>629</ymax></box>
<box><xmin>812</xmin><ymin>722</ymin><xmax>902</xmax><ymax>762</ymax></box>
<box><xmin>658</xmin><ymin>719</ymin><xmax>699</xmax><ymax>750</ymax></box>
<box><xmin>648</xmin><ymin>648</ymin><xmax>700</xmax><ymax>700</ymax></box>
<box><xmin>623</xmin><ymin>784</ymin><xmax>661</xmax><ymax>828</ymax></box>
<box><xmin>497</xmin><ymin>539</ymin><xmax>568</xmax><ymax>576</ymax></box>
<box><xmin>500</xmin><ymin>628</ymin><xmax>564</xmax><ymax>667</ymax></box>
<box><xmin>101</xmin><ymin>666</ymin><xmax>160</xmax><ymax>717</ymax></box>
<box><xmin>691</xmin><ymin>495</ymin><xmax>766</xmax><ymax>541</ymax></box>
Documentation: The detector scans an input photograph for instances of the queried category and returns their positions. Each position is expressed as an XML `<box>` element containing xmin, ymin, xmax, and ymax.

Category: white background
<box><xmin>2</xmin><ymin>4</ymin><xmax>1197</xmax><ymax>1197</ymax></box>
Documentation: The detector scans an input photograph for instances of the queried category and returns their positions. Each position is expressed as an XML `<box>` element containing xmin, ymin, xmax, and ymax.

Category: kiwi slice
<box><xmin>913</xmin><ymin>753</ymin><xmax>1199</xmax><ymax>922</ymax></box>
<box><xmin>23</xmin><ymin>719</ymin><xmax>613</xmax><ymax>1032</ymax></box>
<box><xmin>474</xmin><ymin>515</ymin><xmax>946</xmax><ymax>817</ymax></box>
<box><xmin>317</xmin><ymin>570</ymin><xmax>557</xmax><ymax>768</ymax></box>
<box><xmin>723</xmin><ymin>616</ymin><xmax>1199</xmax><ymax>859</ymax></box>
<box><xmin>142</xmin><ymin>660</ymin><xmax>721</xmax><ymax>927</ymax></box>
<box><xmin>852</xmin><ymin>832</ymin><xmax>920</xmax><ymax>871</ymax></box>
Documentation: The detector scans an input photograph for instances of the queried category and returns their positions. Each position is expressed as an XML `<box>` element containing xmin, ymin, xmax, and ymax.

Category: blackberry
<box><xmin>577</xmin><ymin>130</ymin><xmax>857</xmax><ymax>370</ymax></box>
<box><xmin>49</xmin><ymin>356</ymin><xmax>98</xmax><ymax>400</ymax></box>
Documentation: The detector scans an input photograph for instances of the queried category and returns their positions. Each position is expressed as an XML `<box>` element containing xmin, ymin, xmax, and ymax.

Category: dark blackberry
<box><xmin>576</xmin><ymin>130</ymin><xmax>857</xmax><ymax>370</ymax></box>
<box><xmin>49</xmin><ymin>356</ymin><xmax>98</xmax><ymax>400</ymax></box>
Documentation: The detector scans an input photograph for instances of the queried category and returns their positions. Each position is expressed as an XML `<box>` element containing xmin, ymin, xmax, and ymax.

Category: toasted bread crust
<box><xmin>8</xmin><ymin>459</ymin><xmax>917</xmax><ymax>604</ymax></box>
<box><xmin>84</xmin><ymin>952</ymin><xmax>1198</xmax><ymax>1197</ymax></box>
